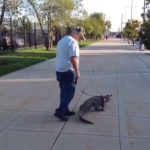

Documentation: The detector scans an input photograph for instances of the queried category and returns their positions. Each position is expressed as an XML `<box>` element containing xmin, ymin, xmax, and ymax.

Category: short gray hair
<box><xmin>71</xmin><ymin>27</ymin><xmax>86</xmax><ymax>40</ymax></box>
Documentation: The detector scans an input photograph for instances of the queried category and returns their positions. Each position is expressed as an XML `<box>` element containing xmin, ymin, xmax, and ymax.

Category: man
<box><xmin>54</xmin><ymin>27</ymin><xmax>85</xmax><ymax>121</ymax></box>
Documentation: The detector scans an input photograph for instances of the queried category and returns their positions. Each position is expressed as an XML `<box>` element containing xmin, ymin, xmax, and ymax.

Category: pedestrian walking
<box><xmin>54</xmin><ymin>27</ymin><xmax>85</xmax><ymax>121</ymax></box>
<box><xmin>105</xmin><ymin>35</ymin><xmax>108</xmax><ymax>40</ymax></box>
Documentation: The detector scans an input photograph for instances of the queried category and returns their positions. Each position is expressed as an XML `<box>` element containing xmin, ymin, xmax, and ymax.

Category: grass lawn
<box><xmin>79</xmin><ymin>40</ymin><xmax>94</xmax><ymax>48</ymax></box>
<box><xmin>0</xmin><ymin>40</ymin><xmax>95</xmax><ymax>77</ymax></box>
<box><xmin>0</xmin><ymin>47</ymin><xmax>56</xmax><ymax>77</ymax></box>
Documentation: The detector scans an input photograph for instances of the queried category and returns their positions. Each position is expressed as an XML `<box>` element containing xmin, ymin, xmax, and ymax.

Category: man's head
<box><xmin>70</xmin><ymin>27</ymin><xmax>86</xmax><ymax>41</ymax></box>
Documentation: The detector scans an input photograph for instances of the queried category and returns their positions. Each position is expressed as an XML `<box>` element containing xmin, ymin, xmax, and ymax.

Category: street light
<box><xmin>143</xmin><ymin>0</ymin><xmax>146</xmax><ymax>22</ymax></box>
<box><xmin>131</xmin><ymin>0</ymin><xmax>134</xmax><ymax>20</ymax></box>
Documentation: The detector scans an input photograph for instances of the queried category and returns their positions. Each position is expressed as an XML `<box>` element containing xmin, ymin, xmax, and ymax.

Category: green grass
<box><xmin>79</xmin><ymin>40</ymin><xmax>94</xmax><ymax>48</ymax></box>
<box><xmin>0</xmin><ymin>40</ymin><xmax>95</xmax><ymax>77</ymax></box>
<box><xmin>0</xmin><ymin>47</ymin><xmax>56</xmax><ymax>77</ymax></box>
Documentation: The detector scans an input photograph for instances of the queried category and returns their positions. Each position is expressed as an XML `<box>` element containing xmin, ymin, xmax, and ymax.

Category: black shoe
<box><xmin>65</xmin><ymin>111</ymin><xmax>75</xmax><ymax>116</ymax></box>
<box><xmin>54</xmin><ymin>113</ymin><xmax>68</xmax><ymax>121</ymax></box>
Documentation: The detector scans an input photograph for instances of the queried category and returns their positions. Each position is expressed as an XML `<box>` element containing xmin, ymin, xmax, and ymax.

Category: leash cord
<box><xmin>80</xmin><ymin>90</ymin><xmax>95</xmax><ymax>96</ymax></box>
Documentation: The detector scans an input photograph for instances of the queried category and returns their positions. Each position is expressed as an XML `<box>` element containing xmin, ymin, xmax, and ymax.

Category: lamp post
<box><xmin>139</xmin><ymin>0</ymin><xmax>146</xmax><ymax>50</ymax></box>
<box><xmin>143</xmin><ymin>0</ymin><xmax>146</xmax><ymax>22</ymax></box>
<box><xmin>131</xmin><ymin>0</ymin><xmax>134</xmax><ymax>20</ymax></box>
<box><xmin>121</xmin><ymin>13</ymin><xmax>123</xmax><ymax>32</ymax></box>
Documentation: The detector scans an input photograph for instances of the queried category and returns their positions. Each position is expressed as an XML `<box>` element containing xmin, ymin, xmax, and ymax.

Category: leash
<box><xmin>80</xmin><ymin>90</ymin><xmax>95</xmax><ymax>96</ymax></box>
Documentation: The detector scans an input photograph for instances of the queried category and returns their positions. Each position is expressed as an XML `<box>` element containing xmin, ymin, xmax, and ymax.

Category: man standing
<box><xmin>54</xmin><ymin>27</ymin><xmax>85</xmax><ymax>121</ymax></box>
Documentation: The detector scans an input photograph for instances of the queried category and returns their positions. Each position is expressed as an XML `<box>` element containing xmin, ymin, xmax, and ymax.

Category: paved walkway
<box><xmin>0</xmin><ymin>38</ymin><xmax>150</xmax><ymax>150</ymax></box>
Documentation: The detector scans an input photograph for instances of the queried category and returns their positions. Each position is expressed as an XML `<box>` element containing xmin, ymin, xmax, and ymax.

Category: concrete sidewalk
<box><xmin>0</xmin><ymin>38</ymin><xmax>150</xmax><ymax>150</ymax></box>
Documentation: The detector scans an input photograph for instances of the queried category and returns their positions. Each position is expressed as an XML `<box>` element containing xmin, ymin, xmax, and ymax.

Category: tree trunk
<box><xmin>0</xmin><ymin>0</ymin><xmax>6</xmax><ymax>27</ymax></box>
<box><xmin>27</xmin><ymin>0</ymin><xmax>46</xmax><ymax>48</ymax></box>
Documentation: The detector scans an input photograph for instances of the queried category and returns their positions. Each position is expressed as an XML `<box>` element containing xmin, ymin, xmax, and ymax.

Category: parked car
<box><xmin>16</xmin><ymin>38</ymin><xmax>24</xmax><ymax>46</ymax></box>
<box><xmin>0</xmin><ymin>36</ymin><xmax>18</xmax><ymax>51</ymax></box>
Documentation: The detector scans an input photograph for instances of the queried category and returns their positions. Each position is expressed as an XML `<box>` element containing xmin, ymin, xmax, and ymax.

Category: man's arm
<box><xmin>70</xmin><ymin>56</ymin><xmax>80</xmax><ymax>80</ymax></box>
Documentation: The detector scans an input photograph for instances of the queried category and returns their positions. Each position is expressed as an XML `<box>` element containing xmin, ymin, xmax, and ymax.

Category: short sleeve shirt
<box><xmin>55</xmin><ymin>35</ymin><xmax>80</xmax><ymax>72</ymax></box>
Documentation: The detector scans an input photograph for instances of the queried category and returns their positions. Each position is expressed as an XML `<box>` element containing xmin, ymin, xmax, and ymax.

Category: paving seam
<box><xmin>116</xmin><ymin>73</ymin><xmax>123</xmax><ymax>150</ymax></box>
<box><xmin>6</xmin><ymin>128</ymin><xmax>58</xmax><ymax>134</ymax></box>
<box><xmin>49</xmin><ymin>71</ymin><xmax>96</xmax><ymax>150</ymax></box>
<box><xmin>132</xmin><ymin>54</ymin><xmax>150</xmax><ymax>69</ymax></box>
<box><xmin>58</xmin><ymin>132</ymin><xmax>120</xmax><ymax>138</ymax></box>
<box><xmin>49</xmin><ymin>67</ymin><xmax>120</xmax><ymax>149</ymax></box>
<box><xmin>132</xmin><ymin>54</ymin><xmax>150</xmax><ymax>88</ymax></box>
<box><xmin>49</xmin><ymin>131</ymin><xmax>150</xmax><ymax>140</ymax></box>
<box><xmin>134</xmin><ymin>54</ymin><xmax>150</xmax><ymax>88</ymax></box>
<box><xmin>118</xmin><ymin>53</ymin><xmax>150</xmax><ymax>149</ymax></box>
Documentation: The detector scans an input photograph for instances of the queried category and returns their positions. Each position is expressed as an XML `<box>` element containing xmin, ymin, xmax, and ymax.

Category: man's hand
<box><xmin>70</xmin><ymin>56</ymin><xmax>80</xmax><ymax>81</ymax></box>
<box><xmin>76</xmin><ymin>72</ymin><xmax>81</xmax><ymax>80</ymax></box>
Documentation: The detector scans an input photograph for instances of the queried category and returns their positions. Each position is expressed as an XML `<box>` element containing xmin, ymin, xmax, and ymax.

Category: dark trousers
<box><xmin>56</xmin><ymin>70</ymin><xmax>76</xmax><ymax>116</ymax></box>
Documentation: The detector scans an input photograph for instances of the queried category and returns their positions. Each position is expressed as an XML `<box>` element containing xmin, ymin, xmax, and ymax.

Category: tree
<box><xmin>82</xmin><ymin>12</ymin><xmax>108</xmax><ymax>39</ymax></box>
<box><xmin>27</xmin><ymin>0</ymin><xmax>46</xmax><ymax>44</ymax></box>
<box><xmin>140</xmin><ymin>21</ymin><xmax>150</xmax><ymax>49</ymax></box>
<box><xmin>123</xmin><ymin>20</ymin><xmax>141</xmax><ymax>45</ymax></box>
<box><xmin>27</xmin><ymin>0</ymin><xmax>76</xmax><ymax>49</ymax></box>
<box><xmin>0</xmin><ymin>0</ymin><xmax>6</xmax><ymax>27</ymax></box>
<box><xmin>0</xmin><ymin>0</ymin><xmax>21</xmax><ymax>27</ymax></box>
<box><xmin>72</xmin><ymin>0</ymin><xmax>84</xmax><ymax>18</ymax></box>
<box><xmin>105</xmin><ymin>20</ymin><xmax>111</xmax><ymax>32</ymax></box>
<box><xmin>41</xmin><ymin>0</ymin><xmax>75</xmax><ymax>49</ymax></box>
<box><xmin>139</xmin><ymin>0</ymin><xmax>150</xmax><ymax>49</ymax></box>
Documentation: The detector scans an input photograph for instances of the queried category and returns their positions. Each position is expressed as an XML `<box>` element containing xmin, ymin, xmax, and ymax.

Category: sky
<box><xmin>82</xmin><ymin>0</ymin><xmax>144</xmax><ymax>31</ymax></box>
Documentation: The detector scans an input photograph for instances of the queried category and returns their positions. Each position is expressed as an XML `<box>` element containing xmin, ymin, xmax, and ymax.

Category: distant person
<box><xmin>45</xmin><ymin>33</ymin><xmax>50</xmax><ymax>50</ymax></box>
<box><xmin>139</xmin><ymin>38</ymin><xmax>143</xmax><ymax>50</ymax></box>
<box><xmin>54</xmin><ymin>27</ymin><xmax>85</xmax><ymax>121</ymax></box>
<box><xmin>105</xmin><ymin>35</ymin><xmax>108</xmax><ymax>40</ymax></box>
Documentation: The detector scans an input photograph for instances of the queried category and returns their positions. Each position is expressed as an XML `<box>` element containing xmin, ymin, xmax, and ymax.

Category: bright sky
<box><xmin>82</xmin><ymin>0</ymin><xmax>144</xmax><ymax>31</ymax></box>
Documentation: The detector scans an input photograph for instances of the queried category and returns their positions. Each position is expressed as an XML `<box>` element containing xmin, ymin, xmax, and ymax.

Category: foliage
<box><xmin>140</xmin><ymin>21</ymin><xmax>150</xmax><ymax>49</ymax></box>
<box><xmin>105</xmin><ymin>20</ymin><xmax>111</xmax><ymax>31</ymax></box>
<box><xmin>79</xmin><ymin>40</ymin><xmax>94</xmax><ymax>48</ymax></box>
<box><xmin>0</xmin><ymin>0</ymin><xmax>22</xmax><ymax>26</ymax></box>
<box><xmin>0</xmin><ymin>0</ymin><xmax>112</xmax><ymax>48</ymax></box>
<box><xmin>26</xmin><ymin>0</ymin><xmax>77</xmax><ymax>49</ymax></box>
<box><xmin>41</xmin><ymin>0</ymin><xmax>74</xmax><ymax>28</ymax></box>
<box><xmin>139</xmin><ymin>0</ymin><xmax>150</xmax><ymax>49</ymax></box>
<box><xmin>72</xmin><ymin>0</ymin><xmax>84</xmax><ymax>18</ymax></box>
<box><xmin>123</xmin><ymin>20</ymin><xmax>141</xmax><ymax>45</ymax></box>
<box><xmin>81</xmin><ymin>12</ymin><xmax>110</xmax><ymax>39</ymax></box>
